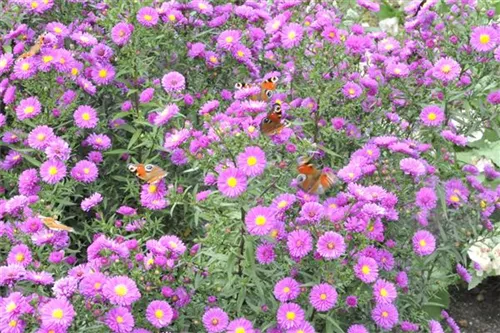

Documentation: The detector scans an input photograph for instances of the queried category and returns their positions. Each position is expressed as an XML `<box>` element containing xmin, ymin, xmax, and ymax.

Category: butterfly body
<box><xmin>235</xmin><ymin>76</ymin><xmax>278</xmax><ymax>102</ymax></box>
<box><xmin>296</xmin><ymin>156</ymin><xmax>336</xmax><ymax>194</ymax></box>
<box><xmin>39</xmin><ymin>215</ymin><xmax>74</xmax><ymax>232</ymax></box>
<box><xmin>128</xmin><ymin>163</ymin><xmax>167</xmax><ymax>184</ymax></box>
<box><xmin>17</xmin><ymin>33</ymin><xmax>46</xmax><ymax>61</ymax></box>
<box><xmin>260</xmin><ymin>103</ymin><xmax>290</xmax><ymax>136</ymax></box>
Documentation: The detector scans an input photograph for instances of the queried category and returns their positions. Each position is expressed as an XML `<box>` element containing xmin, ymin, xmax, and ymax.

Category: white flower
<box><xmin>467</xmin><ymin>239</ymin><xmax>494</xmax><ymax>274</ymax></box>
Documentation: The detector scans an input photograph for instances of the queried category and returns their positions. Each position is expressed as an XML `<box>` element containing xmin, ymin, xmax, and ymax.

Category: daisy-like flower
<box><xmin>432</xmin><ymin>57</ymin><xmax>461</xmax><ymax>82</ymax></box>
<box><xmin>309</xmin><ymin>283</ymin><xmax>338</xmax><ymax>312</ymax></box>
<box><xmin>85</xmin><ymin>133</ymin><xmax>112</xmax><ymax>151</ymax></box>
<box><xmin>274</xmin><ymin>277</ymin><xmax>301</xmax><ymax>302</ymax></box>
<box><xmin>256</xmin><ymin>243</ymin><xmax>275</xmax><ymax>264</ymax></box>
<box><xmin>74</xmin><ymin>105</ymin><xmax>98</xmax><ymax>128</ymax></box>
<box><xmin>415</xmin><ymin>187</ymin><xmax>437</xmax><ymax>210</ymax></box>
<box><xmin>0</xmin><ymin>53</ymin><xmax>14</xmax><ymax>75</ymax></box>
<box><xmin>40</xmin><ymin>159</ymin><xmax>67</xmax><ymax>184</ymax></box>
<box><xmin>146</xmin><ymin>300</ymin><xmax>173</xmax><ymax>328</ymax></box>
<box><xmin>342</xmin><ymin>82</ymin><xmax>362</xmax><ymax>99</ymax></box>
<box><xmin>428</xmin><ymin>320</ymin><xmax>445</xmax><ymax>333</ymax></box>
<box><xmin>287</xmin><ymin>229</ymin><xmax>313</xmax><ymax>259</ymax></box>
<box><xmin>0</xmin><ymin>292</ymin><xmax>32</xmax><ymax>320</ymax></box>
<box><xmin>111</xmin><ymin>22</ymin><xmax>133</xmax><ymax>46</ymax></box>
<box><xmin>199</xmin><ymin>100</ymin><xmax>219</xmax><ymax>115</ymax></box>
<box><xmin>217</xmin><ymin>30</ymin><xmax>241</xmax><ymax>50</ymax></box>
<box><xmin>202</xmin><ymin>307</ymin><xmax>229</xmax><ymax>333</ymax></box>
<box><xmin>137</xmin><ymin>7</ymin><xmax>159</xmax><ymax>27</ymax></box>
<box><xmin>15</xmin><ymin>96</ymin><xmax>41</xmax><ymax>120</ymax></box>
<box><xmin>272</xmin><ymin>193</ymin><xmax>296</xmax><ymax>211</ymax></box>
<box><xmin>13</xmin><ymin>58</ymin><xmax>37</xmax><ymax>79</ymax></box>
<box><xmin>227</xmin><ymin>318</ymin><xmax>254</xmax><ymax>333</ymax></box>
<box><xmin>71</xmin><ymin>32</ymin><xmax>98</xmax><ymax>47</ymax></box>
<box><xmin>46</xmin><ymin>22</ymin><xmax>69</xmax><ymax>37</ymax></box>
<box><xmin>103</xmin><ymin>276</ymin><xmax>141</xmax><ymax>306</ymax></box>
<box><xmin>371</xmin><ymin>303</ymin><xmax>399</xmax><ymax>330</ymax></box>
<box><xmin>159</xmin><ymin>235</ymin><xmax>186</xmax><ymax>255</ymax></box>
<box><xmin>7</xmin><ymin>244</ymin><xmax>32</xmax><ymax>267</ymax></box>
<box><xmin>18</xmin><ymin>168</ymin><xmax>40</xmax><ymax>196</ymax></box>
<box><xmin>245</xmin><ymin>206</ymin><xmax>275</xmax><ymax>236</ymax></box>
<box><xmin>162</xmin><ymin>71</ymin><xmax>185</xmax><ymax>93</ymax></box>
<box><xmin>81</xmin><ymin>192</ymin><xmax>103</xmax><ymax>212</ymax></box>
<box><xmin>299</xmin><ymin>202</ymin><xmax>324</xmax><ymax>224</ymax></box>
<box><xmin>420</xmin><ymin>105</ymin><xmax>445</xmax><ymax>127</ymax></box>
<box><xmin>399</xmin><ymin>158</ymin><xmax>426</xmax><ymax>177</ymax></box>
<box><xmin>27</xmin><ymin>125</ymin><xmax>55</xmax><ymax>150</ymax></box>
<box><xmin>217</xmin><ymin>168</ymin><xmax>247</xmax><ymax>198</ymax></box>
<box><xmin>45</xmin><ymin>137</ymin><xmax>71</xmax><ymax>161</ymax></box>
<box><xmin>354</xmin><ymin>256</ymin><xmax>379</xmax><ymax>283</ymax></box>
<box><xmin>347</xmin><ymin>324</ymin><xmax>369</xmax><ymax>333</ymax></box>
<box><xmin>70</xmin><ymin>160</ymin><xmax>99</xmax><ymax>183</ymax></box>
<box><xmin>372</xmin><ymin>279</ymin><xmax>397</xmax><ymax>304</ymax></box>
<box><xmin>281</xmin><ymin>23</ymin><xmax>304</xmax><ymax>49</ymax></box>
<box><xmin>79</xmin><ymin>272</ymin><xmax>107</xmax><ymax>298</ymax></box>
<box><xmin>236</xmin><ymin>146</ymin><xmax>266</xmax><ymax>177</ymax></box>
<box><xmin>154</xmin><ymin>103</ymin><xmax>180</xmax><ymax>126</ymax></box>
<box><xmin>39</xmin><ymin>298</ymin><xmax>75</xmax><ymax>329</ymax></box>
<box><xmin>412</xmin><ymin>230</ymin><xmax>436</xmax><ymax>256</ymax></box>
<box><xmin>317</xmin><ymin>231</ymin><xmax>346</xmax><ymax>259</ymax></box>
<box><xmin>276</xmin><ymin>302</ymin><xmax>305</xmax><ymax>330</ymax></box>
<box><xmin>92</xmin><ymin>63</ymin><xmax>116</xmax><ymax>85</ymax></box>
<box><xmin>232</xmin><ymin>44</ymin><xmax>251</xmax><ymax>63</ymax></box>
<box><xmin>470</xmin><ymin>26</ymin><xmax>497</xmax><ymax>52</ymax></box>
<box><xmin>104</xmin><ymin>306</ymin><xmax>135</xmax><ymax>333</ymax></box>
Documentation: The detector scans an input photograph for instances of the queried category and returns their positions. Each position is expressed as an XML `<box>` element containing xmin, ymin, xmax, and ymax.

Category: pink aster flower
<box><xmin>111</xmin><ymin>22</ymin><xmax>133</xmax><ymax>46</ymax></box>
<box><xmin>70</xmin><ymin>160</ymin><xmax>99</xmax><ymax>183</ymax></box>
<box><xmin>412</xmin><ymin>230</ymin><xmax>436</xmax><ymax>256</ymax></box>
<box><xmin>85</xmin><ymin>133</ymin><xmax>112</xmax><ymax>151</ymax></box>
<box><xmin>154</xmin><ymin>104</ymin><xmax>179</xmax><ymax>126</ymax></box>
<box><xmin>217</xmin><ymin>168</ymin><xmax>247</xmax><ymax>198</ymax></box>
<box><xmin>137</xmin><ymin>7</ymin><xmax>159</xmax><ymax>27</ymax></box>
<box><xmin>39</xmin><ymin>298</ymin><xmax>75</xmax><ymax>329</ymax></box>
<box><xmin>217</xmin><ymin>30</ymin><xmax>241</xmax><ymax>50</ymax></box>
<box><xmin>354</xmin><ymin>256</ymin><xmax>379</xmax><ymax>283</ymax></box>
<box><xmin>146</xmin><ymin>300</ymin><xmax>173</xmax><ymax>328</ymax></box>
<box><xmin>81</xmin><ymin>192</ymin><xmax>103</xmax><ymax>212</ymax></box>
<box><xmin>202</xmin><ymin>307</ymin><xmax>229</xmax><ymax>333</ymax></box>
<box><xmin>256</xmin><ymin>243</ymin><xmax>275</xmax><ymax>264</ymax></box>
<box><xmin>27</xmin><ymin>125</ymin><xmax>55</xmax><ymax>150</ymax></box>
<box><xmin>245</xmin><ymin>205</ymin><xmax>275</xmax><ymax>236</ymax></box>
<box><xmin>162</xmin><ymin>71</ymin><xmax>185</xmax><ymax>93</ymax></box>
<box><xmin>399</xmin><ymin>158</ymin><xmax>426</xmax><ymax>177</ymax></box>
<box><xmin>415</xmin><ymin>187</ymin><xmax>437</xmax><ymax>210</ymax></box>
<box><xmin>342</xmin><ymin>82</ymin><xmax>362</xmax><ymax>99</ymax></box>
<box><xmin>227</xmin><ymin>318</ymin><xmax>254</xmax><ymax>333</ymax></box>
<box><xmin>276</xmin><ymin>302</ymin><xmax>305</xmax><ymax>330</ymax></box>
<box><xmin>92</xmin><ymin>63</ymin><xmax>115</xmax><ymax>85</ymax></box>
<box><xmin>103</xmin><ymin>276</ymin><xmax>141</xmax><ymax>306</ymax></box>
<box><xmin>316</xmin><ymin>231</ymin><xmax>346</xmax><ymax>259</ymax></box>
<box><xmin>371</xmin><ymin>303</ymin><xmax>399</xmax><ymax>330</ymax></box>
<box><xmin>432</xmin><ymin>57</ymin><xmax>461</xmax><ymax>82</ymax></box>
<box><xmin>373</xmin><ymin>279</ymin><xmax>398</xmax><ymax>304</ymax></box>
<box><xmin>420</xmin><ymin>105</ymin><xmax>445</xmax><ymax>127</ymax></box>
<box><xmin>40</xmin><ymin>159</ymin><xmax>67</xmax><ymax>184</ymax></box>
<box><xmin>281</xmin><ymin>23</ymin><xmax>303</xmax><ymax>49</ymax></box>
<box><xmin>309</xmin><ymin>283</ymin><xmax>338</xmax><ymax>312</ymax></box>
<box><xmin>13</xmin><ymin>58</ymin><xmax>37</xmax><ymax>79</ymax></box>
<box><xmin>7</xmin><ymin>244</ymin><xmax>32</xmax><ymax>267</ymax></box>
<box><xmin>0</xmin><ymin>53</ymin><xmax>14</xmax><ymax>75</ymax></box>
<box><xmin>74</xmin><ymin>105</ymin><xmax>98</xmax><ymax>128</ymax></box>
<box><xmin>236</xmin><ymin>146</ymin><xmax>266</xmax><ymax>177</ymax></box>
<box><xmin>15</xmin><ymin>96</ymin><xmax>41</xmax><ymax>120</ymax></box>
<box><xmin>441</xmin><ymin>130</ymin><xmax>467</xmax><ymax>146</ymax></box>
<box><xmin>105</xmin><ymin>306</ymin><xmax>135</xmax><ymax>333</ymax></box>
<box><xmin>347</xmin><ymin>324</ymin><xmax>369</xmax><ymax>333</ymax></box>
<box><xmin>287</xmin><ymin>229</ymin><xmax>313</xmax><ymax>259</ymax></box>
<box><xmin>274</xmin><ymin>277</ymin><xmax>301</xmax><ymax>302</ymax></box>
<box><xmin>470</xmin><ymin>26</ymin><xmax>497</xmax><ymax>52</ymax></box>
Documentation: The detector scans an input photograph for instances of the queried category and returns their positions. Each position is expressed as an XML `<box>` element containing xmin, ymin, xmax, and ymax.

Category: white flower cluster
<box><xmin>467</xmin><ymin>237</ymin><xmax>500</xmax><ymax>276</ymax></box>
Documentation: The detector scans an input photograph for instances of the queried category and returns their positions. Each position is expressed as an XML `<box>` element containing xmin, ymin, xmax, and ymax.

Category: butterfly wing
<box><xmin>39</xmin><ymin>216</ymin><xmax>74</xmax><ymax>232</ymax></box>
<box><xmin>128</xmin><ymin>163</ymin><xmax>167</xmax><ymax>183</ymax></box>
<box><xmin>260</xmin><ymin>104</ymin><xmax>289</xmax><ymax>136</ymax></box>
<box><xmin>145</xmin><ymin>166</ymin><xmax>168</xmax><ymax>184</ymax></box>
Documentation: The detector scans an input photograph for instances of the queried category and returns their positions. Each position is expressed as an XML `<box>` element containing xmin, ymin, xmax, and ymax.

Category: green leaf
<box><xmin>22</xmin><ymin>154</ymin><xmax>41</xmax><ymax>167</ymax></box>
<box><xmin>468</xmin><ymin>274</ymin><xmax>483</xmax><ymax>290</ymax></box>
<box><xmin>323</xmin><ymin>315</ymin><xmax>345</xmax><ymax>333</ymax></box>
<box><xmin>422</xmin><ymin>289</ymin><xmax>450</xmax><ymax>319</ymax></box>
<box><xmin>127</xmin><ymin>129</ymin><xmax>142</xmax><ymax>150</ymax></box>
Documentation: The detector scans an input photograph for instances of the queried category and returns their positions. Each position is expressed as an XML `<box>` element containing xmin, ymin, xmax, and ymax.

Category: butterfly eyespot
<box><xmin>273</xmin><ymin>104</ymin><xmax>281</xmax><ymax>112</ymax></box>
<box><xmin>235</xmin><ymin>82</ymin><xmax>243</xmax><ymax>89</ymax></box>
<box><xmin>127</xmin><ymin>164</ymin><xmax>137</xmax><ymax>172</ymax></box>
<box><xmin>270</xmin><ymin>76</ymin><xmax>279</xmax><ymax>83</ymax></box>
<box><xmin>145</xmin><ymin>164</ymin><xmax>154</xmax><ymax>172</ymax></box>
<box><xmin>265</xmin><ymin>90</ymin><xmax>273</xmax><ymax>98</ymax></box>
<box><xmin>263</xmin><ymin>118</ymin><xmax>271</xmax><ymax>124</ymax></box>
<box><xmin>297</xmin><ymin>174</ymin><xmax>307</xmax><ymax>182</ymax></box>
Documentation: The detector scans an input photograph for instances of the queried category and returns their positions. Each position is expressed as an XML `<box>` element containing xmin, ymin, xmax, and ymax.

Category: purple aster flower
<box><xmin>309</xmin><ymin>283</ymin><xmax>338</xmax><ymax>312</ymax></box>
<box><xmin>202</xmin><ymin>307</ymin><xmax>229</xmax><ymax>333</ymax></box>
<box><xmin>245</xmin><ymin>205</ymin><xmax>275</xmax><ymax>236</ymax></box>
<box><xmin>456</xmin><ymin>264</ymin><xmax>472</xmax><ymax>283</ymax></box>
<box><xmin>199</xmin><ymin>100</ymin><xmax>219</xmax><ymax>115</ymax></box>
<box><xmin>281</xmin><ymin>23</ymin><xmax>304</xmax><ymax>49</ymax></box>
<box><xmin>347</xmin><ymin>324</ymin><xmax>369</xmax><ymax>333</ymax></box>
<box><xmin>70</xmin><ymin>160</ymin><xmax>99</xmax><ymax>183</ymax></box>
<box><xmin>27</xmin><ymin>125</ymin><xmax>55</xmax><ymax>150</ymax></box>
<box><xmin>373</xmin><ymin>279</ymin><xmax>398</xmax><ymax>304</ymax></box>
<box><xmin>90</xmin><ymin>43</ymin><xmax>114</xmax><ymax>62</ymax></box>
<box><xmin>103</xmin><ymin>276</ymin><xmax>141</xmax><ymax>306</ymax></box>
<box><xmin>487</xmin><ymin>90</ymin><xmax>500</xmax><ymax>105</ymax></box>
<box><xmin>71</xmin><ymin>32</ymin><xmax>97</xmax><ymax>47</ymax></box>
<box><xmin>227</xmin><ymin>318</ymin><xmax>253</xmax><ymax>333</ymax></box>
<box><xmin>432</xmin><ymin>57</ymin><xmax>461</xmax><ymax>82</ymax></box>
<box><xmin>53</xmin><ymin>276</ymin><xmax>79</xmax><ymax>298</ymax></box>
<box><xmin>357</xmin><ymin>0</ymin><xmax>380</xmax><ymax>11</ymax></box>
<box><xmin>15</xmin><ymin>96</ymin><xmax>41</xmax><ymax>120</ymax></box>
<box><xmin>217</xmin><ymin>30</ymin><xmax>241</xmax><ymax>50</ymax></box>
<box><xmin>342</xmin><ymin>82</ymin><xmax>362</xmax><ymax>99</ymax></box>
<box><xmin>346</xmin><ymin>295</ymin><xmax>358</xmax><ymax>308</ymax></box>
<box><xmin>78</xmin><ymin>272</ymin><xmax>107</xmax><ymax>298</ymax></box>
<box><xmin>146</xmin><ymin>300</ymin><xmax>173</xmax><ymax>328</ymax></box>
<box><xmin>354</xmin><ymin>256</ymin><xmax>379</xmax><ymax>283</ymax></box>
<box><xmin>415</xmin><ymin>187</ymin><xmax>437</xmax><ymax>210</ymax></box>
<box><xmin>317</xmin><ymin>231</ymin><xmax>346</xmax><ymax>259</ymax></box>
<box><xmin>154</xmin><ymin>103</ymin><xmax>179</xmax><ymax>126</ymax></box>
<box><xmin>371</xmin><ymin>303</ymin><xmax>399</xmax><ymax>330</ymax></box>
<box><xmin>0</xmin><ymin>292</ymin><xmax>33</xmax><ymax>320</ymax></box>
<box><xmin>45</xmin><ymin>138</ymin><xmax>71</xmax><ymax>161</ymax></box>
<box><xmin>39</xmin><ymin>298</ymin><xmax>75</xmax><ymax>329</ymax></box>
<box><xmin>92</xmin><ymin>63</ymin><xmax>115</xmax><ymax>85</ymax></box>
<box><xmin>420</xmin><ymin>105</ymin><xmax>445</xmax><ymax>127</ymax></box>
<box><xmin>159</xmin><ymin>235</ymin><xmax>186</xmax><ymax>255</ymax></box>
<box><xmin>105</xmin><ymin>306</ymin><xmax>135</xmax><ymax>333</ymax></box>
<box><xmin>81</xmin><ymin>192</ymin><xmax>103</xmax><ymax>212</ymax></box>
<box><xmin>139</xmin><ymin>88</ymin><xmax>155</xmax><ymax>104</ymax></box>
<box><xmin>470</xmin><ymin>26</ymin><xmax>497</xmax><ymax>52</ymax></box>
<box><xmin>0</xmin><ymin>53</ymin><xmax>14</xmax><ymax>75</ymax></box>
<box><xmin>3</xmin><ymin>85</ymin><xmax>16</xmax><ymax>105</ymax></box>
<box><xmin>399</xmin><ymin>158</ymin><xmax>426</xmax><ymax>177</ymax></box>
<box><xmin>441</xmin><ymin>130</ymin><xmax>467</xmax><ymax>146</ymax></box>
<box><xmin>287</xmin><ymin>229</ymin><xmax>313</xmax><ymax>259</ymax></box>
<box><xmin>256</xmin><ymin>243</ymin><xmax>275</xmax><ymax>264</ymax></box>
<box><xmin>276</xmin><ymin>302</ymin><xmax>305</xmax><ymax>330</ymax></box>
<box><xmin>217</xmin><ymin>168</ymin><xmax>247</xmax><ymax>198</ymax></box>
<box><xmin>400</xmin><ymin>321</ymin><xmax>420</xmax><ymax>331</ymax></box>
<box><xmin>299</xmin><ymin>202</ymin><xmax>324</xmax><ymax>224</ymax></box>
<box><xmin>162</xmin><ymin>71</ymin><xmax>185</xmax><ymax>93</ymax></box>
<box><xmin>111</xmin><ymin>22</ymin><xmax>133</xmax><ymax>46</ymax></box>
<box><xmin>116</xmin><ymin>206</ymin><xmax>137</xmax><ymax>216</ymax></box>
<box><xmin>13</xmin><ymin>58</ymin><xmax>37</xmax><ymax>79</ymax></box>
<box><xmin>236</xmin><ymin>146</ymin><xmax>266</xmax><ymax>177</ymax></box>
<box><xmin>18</xmin><ymin>169</ymin><xmax>40</xmax><ymax>196</ymax></box>
<box><xmin>7</xmin><ymin>244</ymin><xmax>32</xmax><ymax>267</ymax></box>
<box><xmin>412</xmin><ymin>230</ymin><xmax>436</xmax><ymax>256</ymax></box>
<box><xmin>428</xmin><ymin>320</ymin><xmax>444</xmax><ymax>333</ymax></box>
<box><xmin>40</xmin><ymin>159</ymin><xmax>67</xmax><ymax>184</ymax></box>
<box><xmin>137</xmin><ymin>7</ymin><xmax>159</xmax><ymax>27</ymax></box>
<box><xmin>274</xmin><ymin>277</ymin><xmax>301</xmax><ymax>302</ymax></box>
<box><xmin>74</xmin><ymin>105</ymin><xmax>98</xmax><ymax>128</ymax></box>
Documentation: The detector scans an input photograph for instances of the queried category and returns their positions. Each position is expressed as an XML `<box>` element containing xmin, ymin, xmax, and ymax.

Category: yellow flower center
<box><xmin>94</xmin><ymin>282</ymin><xmax>101</xmax><ymax>289</ymax></box>
<box><xmin>199</xmin><ymin>3</ymin><xmax>207</xmax><ymax>9</ymax></box>
<box><xmin>237</xmin><ymin>50</ymin><xmax>244</xmax><ymax>57</ymax></box>
<box><xmin>247</xmin><ymin>156</ymin><xmax>257</xmax><ymax>166</ymax></box>
<box><xmin>169</xmin><ymin>241</ymin><xmax>177</xmax><ymax>248</ymax></box>
<box><xmin>441</xmin><ymin>65</ymin><xmax>451</xmax><ymax>73</ymax></box>
<box><xmin>286</xmin><ymin>311</ymin><xmax>296</xmax><ymax>320</ymax></box>
<box><xmin>348</xmin><ymin>172</ymin><xmax>355</xmax><ymax>179</ymax></box>
<box><xmin>52</xmin><ymin>309</ymin><xmax>63</xmax><ymax>319</ymax></box>
<box><xmin>25</xmin><ymin>106</ymin><xmax>34</xmax><ymax>114</ymax></box>
<box><xmin>83</xmin><ymin>168</ymin><xmax>90</xmax><ymax>174</ymax></box>
<box><xmin>247</xmin><ymin>125</ymin><xmax>255</xmax><ymax>133</ymax></box>
<box><xmin>144</xmin><ymin>14</ymin><xmax>152</xmax><ymax>21</ymax></box>
<box><xmin>385</xmin><ymin>44</ymin><xmax>394</xmax><ymax>50</ymax></box>
<box><xmin>329</xmin><ymin>203</ymin><xmax>337</xmax><ymax>209</ymax></box>
<box><xmin>59</xmin><ymin>58</ymin><xmax>66</xmax><ymax>64</ymax></box>
<box><xmin>427</xmin><ymin>113</ymin><xmax>437</xmax><ymax>120</ymax></box>
<box><xmin>419</xmin><ymin>240</ymin><xmax>427</xmax><ymax>247</ymax></box>
<box><xmin>361</xmin><ymin>265</ymin><xmax>370</xmax><ymax>275</ymax></box>
<box><xmin>148</xmin><ymin>185</ymin><xmax>157</xmax><ymax>193</ymax></box>
<box><xmin>305</xmin><ymin>20</ymin><xmax>310</xmax><ymax>26</ymax></box>
<box><xmin>348</xmin><ymin>88</ymin><xmax>355</xmax><ymax>95</ymax></box>
<box><xmin>320</xmin><ymin>293</ymin><xmax>327</xmax><ymax>300</ymax></box>
<box><xmin>329</xmin><ymin>32</ymin><xmax>335</xmax><ymax>38</ymax></box>
<box><xmin>211</xmin><ymin>318</ymin><xmax>219</xmax><ymax>325</ymax></box>
<box><xmin>382</xmin><ymin>311</ymin><xmax>389</xmax><ymax>318</ymax></box>
<box><xmin>480</xmin><ymin>200</ymin><xmax>487</xmax><ymax>209</ymax></box>
<box><xmin>227</xmin><ymin>177</ymin><xmax>237</xmax><ymax>188</ymax></box>
<box><xmin>235</xmin><ymin>328</ymin><xmax>246</xmax><ymax>333</ymax></box>
<box><xmin>9</xmin><ymin>320</ymin><xmax>17</xmax><ymax>327</ymax></box>
<box><xmin>450</xmin><ymin>195</ymin><xmax>460</xmax><ymax>202</ymax></box>
<box><xmin>0</xmin><ymin>59</ymin><xmax>6</xmax><ymax>68</ymax></box>
<box><xmin>6</xmin><ymin>302</ymin><xmax>16</xmax><ymax>312</ymax></box>
<box><xmin>380</xmin><ymin>288</ymin><xmax>388</xmax><ymax>297</ymax></box>
<box><xmin>288</xmin><ymin>31</ymin><xmax>296</xmax><ymax>40</ymax></box>
<box><xmin>327</xmin><ymin>242</ymin><xmax>335</xmax><ymax>250</ymax></box>
<box><xmin>394</xmin><ymin>68</ymin><xmax>401</xmax><ymax>74</ymax></box>
<box><xmin>147</xmin><ymin>258</ymin><xmax>154</xmax><ymax>265</ymax></box>
<box><xmin>255</xmin><ymin>216</ymin><xmax>266</xmax><ymax>226</ymax></box>
<box><xmin>168</xmin><ymin>14</ymin><xmax>176</xmax><ymax>22</ymax></box>
<box><xmin>43</xmin><ymin>55</ymin><xmax>53</xmax><ymax>63</ymax></box>
<box><xmin>22</xmin><ymin>63</ymin><xmax>30</xmax><ymax>71</ymax></box>
<box><xmin>155</xmin><ymin>309</ymin><xmax>164</xmax><ymax>319</ymax></box>
<box><xmin>479</xmin><ymin>34</ymin><xmax>490</xmax><ymax>44</ymax></box>
<box><xmin>96</xmin><ymin>138</ymin><xmax>103</xmax><ymax>143</ymax></box>
<box><xmin>98</xmin><ymin>69</ymin><xmax>107</xmax><ymax>78</ymax></box>
<box><xmin>114</xmin><ymin>284</ymin><xmax>128</xmax><ymax>296</ymax></box>
<box><xmin>82</xmin><ymin>113</ymin><xmax>90</xmax><ymax>121</ymax></box>
<box><xmin>48</xmin><ymin>166</ymin><xmax>58</xmax><ymax>175</ymax></box>
<box><xmin>225</xmin><ymin>36</ymin><xmax>233</xmax><ymax>43</ymax></box>
<box><xmin>283</xmin><ymin>287</ymin><xmax>290</xmax><ymax>293</ymax></box>
<box><xmin>31</xmin><ymin>1</ymin><xmax>38</xmax><ymax>9</ymax></box>
<box><xmin>209</xmin><ymin>56</ymin><xmax>218</xmax><ymax>64</ymax></box>
<box><xmin>272</xmin><ymin>21</ymin><xmax>280</xmax><ymax>29</ymax></box>
<box><xmin>71</xmin><ymin>68</ymin><xmax>79</xmax><ymax>76</ymax></box>
<box><xmin>116</xmin><ymin>316</ymin><xmax>124</xmax><ymax>323</ymax></box>
<box><xmin>15</xmin><ymin>253</ymin><xmax>24</xmax><ymax>262</ymax></box>
<box><xmin>54</xmin><ymin>27</ymin><xmax>62</xmax><ymax>33</ymax></box>
<box><xmin>278</xmin><ymin>200</ymin><xmax>287</xmax><ymax>208</ymax></box>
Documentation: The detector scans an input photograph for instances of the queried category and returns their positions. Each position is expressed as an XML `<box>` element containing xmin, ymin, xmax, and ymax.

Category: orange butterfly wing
<box><xmin>40</xmin><ymin>216</ymin><xmax>74</xmax><ymax>232</ymax></box>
